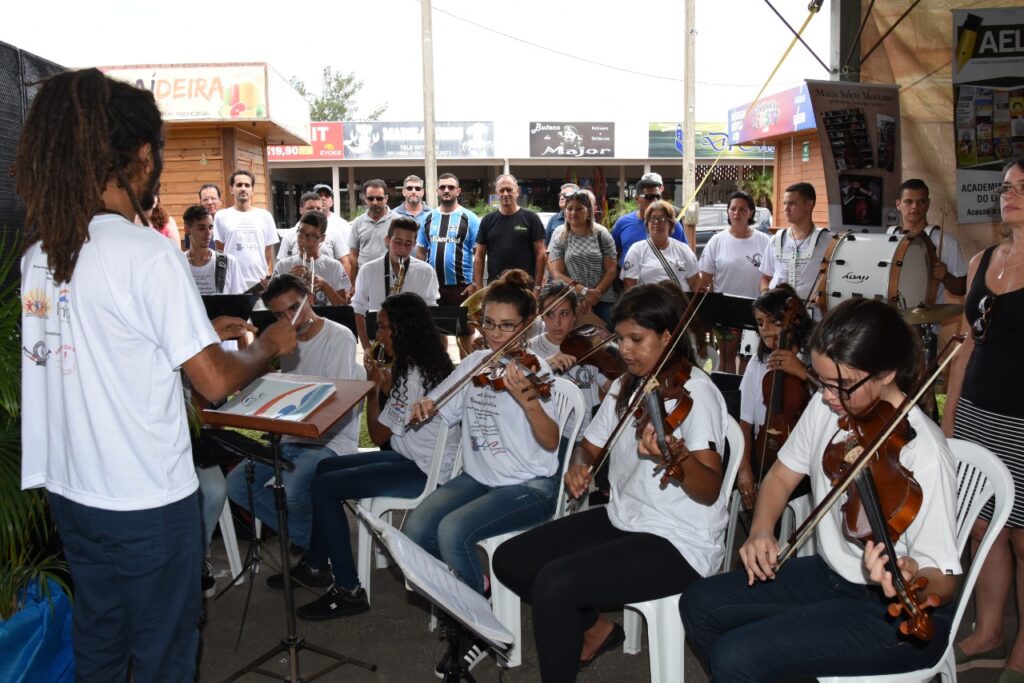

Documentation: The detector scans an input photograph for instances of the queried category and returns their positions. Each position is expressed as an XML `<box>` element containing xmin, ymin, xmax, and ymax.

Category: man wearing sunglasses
<box><xmin>544</xmin><ymin>182</ymin><xmax>579</xmax><ymax>246</ymax></box>
<box><xmin>610</xmin><ymin>172</ymin><xmax>687</xmax><ymax>268</ymax></box>
<box><xmin>392</xmin><ymin>174</ymin><xmax>431</xmax><ymax>227</ymax></box>
<box><xmin>348</xmin><ymin>179</ymin><xmax>394</xmax><ymax>282</ymax></box>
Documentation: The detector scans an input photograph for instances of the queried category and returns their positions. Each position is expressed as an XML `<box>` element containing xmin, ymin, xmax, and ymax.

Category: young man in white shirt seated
<box><xmin>225</xmin><ymin>274</ymin><xmax>363</xmax><ymax>559</ymax></box>
<box><xmin>273</xmin><ymin>210</ymin><xmax>352</xmax><ymax>306</ymax></box>
<box><xmin>352</xmin><ymin>216</ymin><xmax>440</xmax><ymax>352</ymax></box>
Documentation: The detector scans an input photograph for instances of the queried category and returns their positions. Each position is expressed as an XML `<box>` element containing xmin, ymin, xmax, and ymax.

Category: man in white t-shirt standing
<box><xmin>17</xmin><ymin>69</ymin><xmax>297</xmax><ymax>682</ymax></box>
<box><xmin>214</xmin><ymin>169</ymin><xmax>280</xmax><ymax>288</ymax></box>
<box><xmin>759</xmin><ymin>182</ymin><xmax>831</xmax><ymax>305</ymax></box>
<box><xmin>226</xmin><ymin>274</ymin><xmax>363</xmax><ymax>563</ymax></box>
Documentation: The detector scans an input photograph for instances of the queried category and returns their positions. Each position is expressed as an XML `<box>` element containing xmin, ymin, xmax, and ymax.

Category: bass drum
<box><xmin>818</xmin><ymin>231</ymin><xmax>936</xmax><ymax>312</ymax></box>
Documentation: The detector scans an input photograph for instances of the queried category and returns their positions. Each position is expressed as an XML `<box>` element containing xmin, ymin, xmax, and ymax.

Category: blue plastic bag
<box><xmin>0</xmin><ymin>578</ymin><xmax>74</xmax><ymax>682</ymax></box>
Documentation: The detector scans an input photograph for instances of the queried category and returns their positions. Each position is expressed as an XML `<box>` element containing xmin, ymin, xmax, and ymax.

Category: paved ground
<box><xmin>196</xmin><ymin>509</ymin><xmax>1010</xmax><ymax>683</ymax></box>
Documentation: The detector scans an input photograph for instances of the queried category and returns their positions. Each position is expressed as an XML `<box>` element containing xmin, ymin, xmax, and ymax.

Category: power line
<box><xmin>420</xmin><ymin>1</ymin><xmax>766</xmax><ymax>88</ymax></box>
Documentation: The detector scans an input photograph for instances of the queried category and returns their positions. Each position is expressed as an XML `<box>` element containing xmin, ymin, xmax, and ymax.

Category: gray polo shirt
<box><xmin>348</xmin><ymin>209</ymin><xmax>394</xmax><ymax>267</ymax></box>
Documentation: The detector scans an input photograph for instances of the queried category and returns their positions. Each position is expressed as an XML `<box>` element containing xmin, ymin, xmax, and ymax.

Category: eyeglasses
<box><xmin>405</xmin><ymin>185</ymin><xmax>423</xmax><ymax>191</ymax></box>
<box><xmin>480</xmin><ymin>318</ymin><xmax>522</xmax><ymax>332</ymax></box>
<box><xmin>806</xmin><ymin>367</ymin><xmax>876</xmax><ymax>401</ymax></box>
<box><xmin>994</xmin><ymin>181</ymin><xmax>1024</xmax><ymax>198</ymax></box>
<box><xmin>640</xmin><ymin>193</ymin><xmax>662</xmax><ymax>201</ymax></box>
<box><xmin>365</xmin><ymin>196</ymin><xmax>387</xmax><ymax>203</ymax></box>
<box><xmin>296</xmin><ymin>230</ymin><xmax>323</xmax><ymax>241</ymax></box>
<box><xmin>438</xmin><ymin>184</ymin><xmax>458</xmax><ymax>191</ymax></box>
<box><xmin>560</xmin><ymin>192</ymin><xmax>577</xmax><ymax>200</ymax></box>
<box><xmin>647</xmin><ymin>216</ymin><xmax>671</xmax><ymax>225</ymax></box>
<box><xmin>972</xmin><ymin>293</ymin><xmax>995</xmax><ymax>344</ymax></box>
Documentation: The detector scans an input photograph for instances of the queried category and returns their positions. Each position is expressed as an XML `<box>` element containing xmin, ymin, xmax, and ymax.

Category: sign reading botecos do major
<box><xmin>953</xmin><ymin>7</ymin><xmax>1024</xmax><ymax>223</ymax></box>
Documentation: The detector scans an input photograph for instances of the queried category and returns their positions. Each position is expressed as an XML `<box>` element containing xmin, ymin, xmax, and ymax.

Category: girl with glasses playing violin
<box><xmin>944</xmin><ymin>158</ymin><xmax>1024</xmax><ymax>677</ymax></box>
<box><xmin>493</xmin><ymin>282</ymin><xmax>730</xmax><ymax>682</ymax></box>
<box><xmin>683</xmin><ymin>298</ymin><xmax>961</xmax><ymax>681</ymax></box>
<box><xmin>405</xmin><ymin>268</ymin><xmax>562</xmax><ymax>673</ymax></box>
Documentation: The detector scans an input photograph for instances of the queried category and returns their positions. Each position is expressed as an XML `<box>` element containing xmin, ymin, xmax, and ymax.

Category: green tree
<box><xmin>290</xmin><ymin>67</ymin><xmax>388</xmax><ymax>121</ymax></box>
<box><xmin>737</xmin><ymin>171</ymin><xmax>775</xmax><ymax>212</ymax></box>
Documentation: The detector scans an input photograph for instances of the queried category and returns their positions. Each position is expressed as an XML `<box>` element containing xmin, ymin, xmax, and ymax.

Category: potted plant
<box><xmin>0</xmin><ymin>233</ymin><xmax>74</xmax><ymax>681</ymax></box>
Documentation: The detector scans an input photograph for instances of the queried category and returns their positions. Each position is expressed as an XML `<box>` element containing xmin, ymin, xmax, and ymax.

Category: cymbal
<box><xmin>902</xmin><ymin>303</ymin><xmax>963</xmax><ymax>325</ymax></box>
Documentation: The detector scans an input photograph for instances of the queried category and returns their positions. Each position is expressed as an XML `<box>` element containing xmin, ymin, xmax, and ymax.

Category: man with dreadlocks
<box><xmin>17</xmin><ymin>69</ymin><xmax>298</xmax><ymax>682</ymax></box>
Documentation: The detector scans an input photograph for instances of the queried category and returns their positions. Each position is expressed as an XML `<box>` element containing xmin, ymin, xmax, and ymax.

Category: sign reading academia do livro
<box><xmin>268</xmin><ymin>121</ymin><xmax>496</xmax><ymax>161</ymax></box>
<box><xmin>529</xmin><ymin>122</ymin><xmax>615</xmax><ymax>158</ymax></box>
<box><xmin>952</xmin><ymin>7</ymin><xmax>1024</xmax><ymax>224</ymax></box>
<box><xmin>648</xmin><ymin>122</ymin><xmax>774</xmax><ymax>159</ymax></box>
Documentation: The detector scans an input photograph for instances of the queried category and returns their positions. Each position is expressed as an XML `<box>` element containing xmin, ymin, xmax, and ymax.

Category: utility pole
<box><xmin>421</xmin><ymin>0</ymin><xmax>438</xmax><ymax>203</ymax></box>
<box><xmin>682</xmin><ymin>0</ymin><xmax>698</xmax><ymax>247</ymax></box>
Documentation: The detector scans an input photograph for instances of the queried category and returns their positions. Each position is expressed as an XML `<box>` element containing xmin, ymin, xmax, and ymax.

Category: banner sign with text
<box><xmin>648</xmin><ymin>122</ymin><xmax>774</xmax><ymax>159</ymax></box>
<box><xmin>727</xmin><ymin>83</ymin><xmax>815</xmax><ymax>146</ymax></box>
<box><xmin>268</xmin><ymin>121</ymin><xmax>495</xmax><ymax>161</ymax></box>
<box><xmin>806</xmin><ymin>80</ymin><xmax>901</xmax><ymax>232</ymax></box>
<box><xmin>529</xmin><ymin>122</ymin><xmax>615</xmax><ymax>158</ymax></box>
<box><xmin>953</xmin><ymin>7</ymin><xmax>1024</xmax><ymax>223</ymax></box>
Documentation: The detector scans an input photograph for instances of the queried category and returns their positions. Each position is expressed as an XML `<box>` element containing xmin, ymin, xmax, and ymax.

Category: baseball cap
<box><xmin>638</xmin><ymin>172</ymin><xmax>663</xmax><ymax>189</ymax></box>
<box><xmin>312</xmin><ymin>183</ymin><xmax>333</xmax><ymax>196</ymax></box>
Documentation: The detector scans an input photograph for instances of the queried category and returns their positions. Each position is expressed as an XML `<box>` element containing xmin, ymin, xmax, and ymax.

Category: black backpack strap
<box><xmin>214</xmin><ymin>252</ymin><xmax>227</xmax><ymax>293</ymax></box>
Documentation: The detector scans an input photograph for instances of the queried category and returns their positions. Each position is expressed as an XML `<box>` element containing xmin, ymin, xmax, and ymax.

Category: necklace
<box><xmin>998</xmin><ymin>246</ymin><xmax>1024</xmax><ymax>280</ymax></box>
<box><xmin>187</xmin><ymin>249</ymin><xmax>212</xmax><ymax>267</ymax></box>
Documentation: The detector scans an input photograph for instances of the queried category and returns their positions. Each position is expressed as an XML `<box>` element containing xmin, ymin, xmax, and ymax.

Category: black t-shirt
<box><xmin>478</xmin><ymin>208</ymin><xmax>545</xmax><ymax>281</ymax></box>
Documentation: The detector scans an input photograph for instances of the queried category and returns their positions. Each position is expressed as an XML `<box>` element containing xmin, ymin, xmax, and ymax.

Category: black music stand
<box><xmin>363</xmin><ymin>305</ymin><xmax>469</xmax><ymax>339</ymax></box>
<box><xmin>204</xmin><ymin>375</ymin><xmax>377</xmax><ymax>683</ymax></box>
<box><xmin>201</xmin><ymin>293</ymin><xmax>260</xmax><ymax>321</ymax></box>
<box><xmin>698</xmin><ymin>292</ymin><xmax>757</xmax><ymax>330</ymax></box>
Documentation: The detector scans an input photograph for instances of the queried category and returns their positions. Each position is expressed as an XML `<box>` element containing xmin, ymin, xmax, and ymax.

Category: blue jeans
<box><xmin>225</xmin><ymin>442</ymin><xmax>334</xmax><ymax>551</ymax></box>
<box><xmin>403</xmin><ymin>471</ymin><xmax>559</xmax><ymax>594</ymax></box>
<box><xmin>681</xmin><ymin>555</ymin><xmax>955</xmax><ymax>682</ymax></box>
<box><xmin>196</xmin><ymin>465</ymin><xmax>226</xmax><ymax>548</ymax></box>
<box><xmin>48</xmin><ymin>492</ymin><xmax>201</xmax><ymax>683</ymax></box>
<box><xmin>307</xmin><ymin>451</ymin><xmax>427</xmax><ymax>590</ymax></box>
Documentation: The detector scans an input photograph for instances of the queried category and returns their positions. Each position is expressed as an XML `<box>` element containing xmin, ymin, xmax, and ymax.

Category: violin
<box><xmin>753</xmin><ymin>297</ymin><xmax>811</xmax><ymax>481</ymax></box>
<box><xmin>632</xmin><ymin>359</ymin><xmax>695</xmax><ymax>488</ymax></box>
<box><xmin>470</xmin><ymin>348</ymin><xmax>553</xmax><ymax>400</ymax></box>
<box><xmin>559</xmin><ymin>325</ymin><xmax>626</xmax><ymax>378</ymax></box>
<box><xmin>821</xmin><ymin>399</ymin><xmax>937</xmax><ymax>640</ymax></box>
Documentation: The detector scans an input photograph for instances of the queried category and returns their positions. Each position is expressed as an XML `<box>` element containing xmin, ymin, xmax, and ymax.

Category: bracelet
<box><xmin>581</xmin><ymin>287</ymin><xmax>590</xmax><ymax>298</ymax></box>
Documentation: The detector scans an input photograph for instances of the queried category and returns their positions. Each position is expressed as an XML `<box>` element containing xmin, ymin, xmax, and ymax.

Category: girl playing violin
<box><xmin>405</xmin><ymin>268</ymin><xmax>561</xmax><ymax>673</ymax></box>
<box><xmin>493</xmin><ymin>282</ymin><xmax>730</xmax><ymax>683</ymax></box>
<box><xmin>736</xmin><ymin>284</ymin><xmax>814</xmax><ymax>510</ymax></box>
<box><xmin>682</xmin><ymin>298</ymin><xmax>961</xmax><ymax>681</ymax></box>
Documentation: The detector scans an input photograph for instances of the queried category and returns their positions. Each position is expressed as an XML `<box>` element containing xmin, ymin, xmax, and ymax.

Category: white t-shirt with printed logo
<box><xmin>583</xmin><ymin>371</ymin><xmax>730</xmax><ymax>577</ymax></box>
<box><xmin>621</xmin><ymin>238</ymin><xmax>700</xmax><ymax>290</ymax></box>
<box><xmin>777</xmin><ymin>396</ymin><xmax>961</xmax><ymax>584</ymax></box>
<box><xmin>527</xmin><ymin>333</ymin><xmax>607</xmax><ymax>439</ymax></box>
<box><xmin>431</xmin><ymin>349</ymin><xmax>560</xmax><ymax>487</ymax></box>
<box><xmin>213</xmin><ymin>206</ymin><xmax>280</xmax><ymax>287</ymax></box>
<box><xmin>699</xmin><ymin>229</ymin><xmax>771</xmax><ymax>297</ymax></box>
<box><xmin>21</xmin><ymin>214</ymin><xmax>219</xmax><ymax>511</ymax></box>
<box><xmin>378</xmin><ymin>365</ymin><xmax>459</xmax><ymax>482</ymax></box>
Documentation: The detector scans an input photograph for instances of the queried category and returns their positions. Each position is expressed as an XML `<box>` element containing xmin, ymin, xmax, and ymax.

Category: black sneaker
<box><xmin>434</xmin><ymin>639</ymin><xmax>486</xmax><ymax>679</ymax></box>
<box><xmin>266</xmin><ymin>560</ymin><xmax>333</xmax><ymax>590</ymax></box>
<box><xmin>201</xmin><ymin>562</ymin><xmax>216</xmax><ymax>598</ymax></box>
<box><xmin>296</xmin><ymin>586</ymin><xmax>369</xmax><ymax>621</ymax></box>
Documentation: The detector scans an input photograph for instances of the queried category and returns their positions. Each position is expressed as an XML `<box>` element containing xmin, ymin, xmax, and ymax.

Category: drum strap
<box><xmin>646</xmin><ymin>237</ymin><xmax>684</xmax><ymax>290</ymax></box>
<box><xmin>778</xmin><ymin>226</ymin><xmax>827</xmax><ymax>292</ymax></box>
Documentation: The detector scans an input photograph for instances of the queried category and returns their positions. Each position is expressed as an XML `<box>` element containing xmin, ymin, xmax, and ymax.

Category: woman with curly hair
<box><xmin>285</xmin><ymin>292</ymin><xmax>459</xmax><ymax>620</ymax></box>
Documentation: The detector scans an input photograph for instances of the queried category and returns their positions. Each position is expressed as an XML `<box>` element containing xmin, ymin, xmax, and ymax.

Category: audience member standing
<box><xmin>547</xmin><ymin>190</ymin><xmax>618</xmax><ymax>324</ymax></box>
<box><xmin>611</xmin><ymin>172</ymin><xmax>687</xmax><ymax>267</ymax></box>
<box><xmin>544</xmin><ymin>182</ymin><xmax>579</xmax><ymax>246</ymax></box>
<box><xmin>348</xmin><ymin>179</ymin><xmax>394</xmax><ymax>281</ymax></box>
<box><xmin>214</xmin><ymin>169</ymin><xmax>279</xmax><ymax>289</ymax></box>
<box><xmin>392</xmin><ymin>174</ymin><xmax>431</xmax><ymax>228</ymax></box>
<box><xmin>199</xmin><ymin>183</ymin><xmax>222</xmax><ymax>217</ymax></box>
<box><xmin>313</xmin><ymin>183</ymin><xmax>354</xmax><ymax>277</ymax></box>
<box><xmin>278</xmin><ymin>192</ymin><xmax>328</xmax><ymax>259</ymax></box>
<box><xmin>474</xmin><ymin>174</ymin><xmax>546</xmax><ymax>288</ymax></box>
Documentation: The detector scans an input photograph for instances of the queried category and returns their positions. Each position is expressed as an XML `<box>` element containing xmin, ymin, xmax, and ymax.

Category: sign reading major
<box><xmin>529</xmin><ymin>122</ymin><xmax>615</xmax><ymax>158</ymax></box>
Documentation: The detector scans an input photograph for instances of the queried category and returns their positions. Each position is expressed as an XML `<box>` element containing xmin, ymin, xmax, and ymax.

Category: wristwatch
<box><xmin>580</xmin><ymin>287</ymin><xmax>589</xmax><ymax>298</ymax></box>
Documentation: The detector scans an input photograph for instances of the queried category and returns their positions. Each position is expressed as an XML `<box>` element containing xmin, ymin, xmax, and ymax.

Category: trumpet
<box><xmin>367</xmin><ymin>340</ymin><xmax>394</xmax><ymax>369</ymax></box>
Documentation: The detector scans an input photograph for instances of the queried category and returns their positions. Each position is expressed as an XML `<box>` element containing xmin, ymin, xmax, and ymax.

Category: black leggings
<box><xmin>492</xmin><ymin>507</ymin><xmax>700</xmax><ymax>683</ymax></box>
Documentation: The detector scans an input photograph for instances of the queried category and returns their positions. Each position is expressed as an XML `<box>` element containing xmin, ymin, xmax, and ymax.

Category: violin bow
<box><xmin>568</xmin><ymin>332</ymin><xmax>621</xmax><ymax>370</ymax></box>
<box><xmin>406</xmin><ymin>280</ymin><xmax>578</xmax><ymax>428</ymax></box>
<box><xmin>775</xmin><ymin>335</ymin><xmax>965</xmax><ymax>567</ymax></box>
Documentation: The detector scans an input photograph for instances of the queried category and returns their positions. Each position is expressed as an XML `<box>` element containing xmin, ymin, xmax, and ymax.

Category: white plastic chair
<box><xmin>621</xmin><ymin>415</ymin><xmax>745</xmax><ymax>683</ymax></box>
<box><xmin>355</xmin><ymin>423</ymin><xmax>457</xmax><ymax>602</ymax></box>
<box><xmin>478</xmin><ymin>378</ymin><xmax>586</xmax><ymax>668</ymax></box>
<box><xmin>217</xmin><ymin>498</ymin><xmax>244</xmax><ymax>582</ymax></box>
<box><xmin>818</xmin><ymin>438</ymin><xmax>1013</xmax><ymax>683</ymax></box>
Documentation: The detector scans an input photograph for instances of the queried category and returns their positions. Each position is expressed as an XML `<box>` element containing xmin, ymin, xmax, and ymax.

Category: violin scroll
<box><xmin>888</xmin><ymin>576</ymin><xmax>940</xmax><ymax>640</ymax></box>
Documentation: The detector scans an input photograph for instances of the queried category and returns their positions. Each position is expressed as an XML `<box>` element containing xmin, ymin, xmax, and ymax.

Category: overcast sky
<box><xmin>3</xmin><ymin>0</ymin><xmax>833</xmax><ymax>124</ymax></box>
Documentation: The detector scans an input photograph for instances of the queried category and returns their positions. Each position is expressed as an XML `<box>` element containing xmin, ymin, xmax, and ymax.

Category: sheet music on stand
<box><xmin>354</xmin><ymin>505</ymin><xmax>513</xmax><ymax>655</ymax></box>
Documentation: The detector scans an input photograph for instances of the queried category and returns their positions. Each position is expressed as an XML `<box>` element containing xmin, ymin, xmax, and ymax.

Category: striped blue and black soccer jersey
<box><xmin>418</xmin><ymin>207</ymin><xmax>480</xmax><ymax>286</ymax></box>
